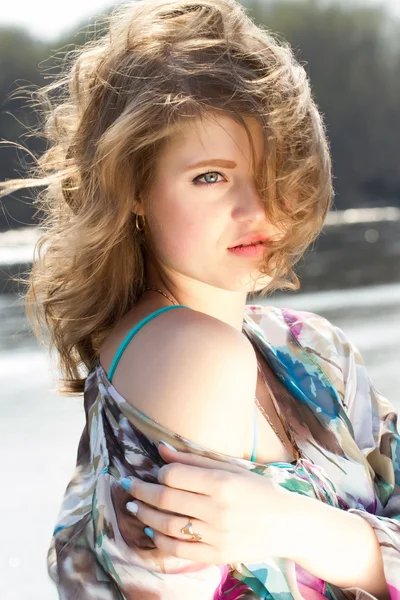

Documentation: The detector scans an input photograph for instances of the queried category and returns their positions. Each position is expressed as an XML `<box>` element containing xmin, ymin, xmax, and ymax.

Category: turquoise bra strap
<box><xmin>250</xmin><ymin>406</ymin><xmax>258</xmax><ymax>462</ymax></box>
<box><xmin>108</xmin><ymin>304</ymin><xmax>259</xmax><ymax>462</ymax></box>
<box><xmin>107</xmin><ymin>305</ymin><xmax>192</xmax><ymax>382</ymax></box>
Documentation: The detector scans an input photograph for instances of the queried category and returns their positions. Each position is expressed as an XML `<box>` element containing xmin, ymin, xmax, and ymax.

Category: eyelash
<box><xmin>192</xmin><ymin>171</ymin><xmax>225</xmax><ymax>186</ymax></box>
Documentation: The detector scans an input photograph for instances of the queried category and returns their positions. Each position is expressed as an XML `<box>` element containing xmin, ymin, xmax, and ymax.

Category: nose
<box><xmin>231</xmin><ymin>180</ymin><xmax>267</xmax><ymax>224</ymax></box>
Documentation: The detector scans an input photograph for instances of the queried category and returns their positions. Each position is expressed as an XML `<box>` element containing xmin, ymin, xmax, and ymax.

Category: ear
<box><xmin>131</xmin><ymin>195</ymin><xmax>145</xmax><ymax>216</ymax></box>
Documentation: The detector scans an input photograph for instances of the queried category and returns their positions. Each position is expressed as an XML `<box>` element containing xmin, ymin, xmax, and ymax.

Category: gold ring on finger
<box><xmin>180</xmin><ymin>518</ymin><xmax>202</xmax><ymax>542</ymax></box>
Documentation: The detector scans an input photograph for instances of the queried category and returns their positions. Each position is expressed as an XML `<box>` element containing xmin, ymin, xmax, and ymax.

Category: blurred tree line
<box><xmin>0</xmin><ymin>0</ymin><xmax>399</xmax><ymax>231</ymax></box>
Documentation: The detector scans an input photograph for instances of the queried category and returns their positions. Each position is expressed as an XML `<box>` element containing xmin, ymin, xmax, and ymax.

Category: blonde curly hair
<box><xmin>0</xmin><ymin>0</ymin><xmax>334</xmax><ymax>394</ymax></box>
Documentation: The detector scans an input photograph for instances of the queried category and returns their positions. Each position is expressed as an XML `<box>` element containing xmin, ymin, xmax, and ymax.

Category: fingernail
<box><xmin>159</xmin><ymin>440</ymin><xmax>178</xmax><ymax>452</ymax></box>
<box><xmin>144</xmin><ymin>526</ymin><xmax>154</xmax><ymax>539</ymax></box>
<box><xmin>126</xmin><ymin>501</ymin><xmax>139</xmax><ymax>516</ymax></box>
<box><xmin>120</xmin><ymin>478</ymin><xmax>132</xmax><ymax>492</ymax></box>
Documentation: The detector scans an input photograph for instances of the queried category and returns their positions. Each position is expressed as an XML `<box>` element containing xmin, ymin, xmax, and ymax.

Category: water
<box><xmin>1</xmin><ymin>286</ymin><xmax>399</xmax><ymax>599</ymax></box>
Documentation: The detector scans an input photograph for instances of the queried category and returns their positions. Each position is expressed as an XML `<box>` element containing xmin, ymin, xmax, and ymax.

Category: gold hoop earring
<box><xmin>135</xmin><ymin>214</ymin><xmax>145</xmax><ymax>232</ymax></box>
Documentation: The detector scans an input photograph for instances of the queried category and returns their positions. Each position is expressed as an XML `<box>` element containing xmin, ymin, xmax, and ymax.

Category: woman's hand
<box><xmin>119</xmin><ymin>441</ymin><xmax>295</xmax><ymax>565</ymax></box>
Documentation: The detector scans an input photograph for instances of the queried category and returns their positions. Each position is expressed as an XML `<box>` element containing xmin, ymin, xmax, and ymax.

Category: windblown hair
<box><xmin>0</xmin><ymin>0</ymin><xmax>334</xmax><ymax>394</ymax></box>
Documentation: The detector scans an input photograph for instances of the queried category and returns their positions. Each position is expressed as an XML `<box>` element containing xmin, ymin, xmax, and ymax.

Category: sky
<box><xmin>0</xmin><ymin>0</ymin><xmax>117</xmax><ymax>42</ymax></box>
<box><xmin>1</xmin><ymin>0</ymin><xmax>400</xmax><ymax>42</ymax></box>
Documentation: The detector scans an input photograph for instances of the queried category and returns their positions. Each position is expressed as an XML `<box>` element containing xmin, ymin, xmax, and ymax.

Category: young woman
<box><xmin>1</xmin><ymin>0</ymin><xmax>399</xmax><ymax>598</ymax></box>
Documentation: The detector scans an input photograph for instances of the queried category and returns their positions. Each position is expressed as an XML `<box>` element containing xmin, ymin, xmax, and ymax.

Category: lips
<box><xmin>229</xmin><ymin>233</ymin><xmax>270</xmax><ymax>248</ymax></box>
<box><xmin>234</xmin><ymin>241</ymin><xmax>264</xmax><ymax>248</ymax></box>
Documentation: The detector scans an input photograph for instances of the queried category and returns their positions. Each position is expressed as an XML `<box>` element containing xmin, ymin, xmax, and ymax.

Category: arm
<box><xmin>334</xmin><ymin>325</ymin><xmax>400</xmax><ymax>600</ymax></box>
<box><xmin>98</xmin><ymin>310</ymin><xmax>259</xmax><ymax>599</ymax></box>
<box><xmin>288</xmin><ymin>488</ymin><xmax>391</xmax><ymax>599</ymax></box>
<box><xmin>287</xmin><ymin>318</ymin><xmax>400</xmax><ymax>600</ymax></box>
<box><xmin>117</xmin><ymin>308</ymin><xmax>258</xmax><ymax>458</ymax></box>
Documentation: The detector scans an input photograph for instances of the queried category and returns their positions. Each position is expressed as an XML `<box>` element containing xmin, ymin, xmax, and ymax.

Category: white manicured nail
<box><xmin>159</xmin><ymin>440</ymin><xmax>178</xmax><ymax>452</ymax></box>
<box><xmin>126</xmin><ymin>501</ymin><xmax>139</xmax><ymax>516</ymax></box>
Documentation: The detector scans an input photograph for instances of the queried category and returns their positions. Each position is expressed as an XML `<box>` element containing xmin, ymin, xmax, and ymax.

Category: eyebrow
<box><xmin>184</xmin><ymin>159</ymin><xmax>237</xmax><ymax>171</ymax></box>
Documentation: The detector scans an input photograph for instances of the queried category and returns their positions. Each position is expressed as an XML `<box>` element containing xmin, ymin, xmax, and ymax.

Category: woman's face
<box><xmin>141</xmin><ymin>113</ymin><xmax>281</xmax><ymax>295</ymax></box>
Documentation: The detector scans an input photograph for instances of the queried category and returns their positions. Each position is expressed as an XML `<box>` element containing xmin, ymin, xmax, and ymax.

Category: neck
<box><xmin>143</xmin><ymin>260</ymin><xmax>249</xmax><ymax>333</ymax></box>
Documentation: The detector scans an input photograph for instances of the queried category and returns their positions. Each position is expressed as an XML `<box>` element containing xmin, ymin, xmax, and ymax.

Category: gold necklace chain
<box><xmin>143</xmin><ymin>286</ymin><xmax>179</xmax><ymax>305</ymax></box>
<box><xmin>254</xmin><ymin>378</ymin><xmax>302</xmax><ymax>462</ymax></box>
<box><xmin>254</xmin><ymin>355</ymin><xmax>302</xmax><ymax>461</ymax></box>
<box><xmin>254</xmin><ymin>397</ymin><xmax>287</xmax><ymax>450</ymax></box>
<box><xmin>142</xmin><ymin>286</ymin><xmax>301</xmax><ymax>462</ymax></box>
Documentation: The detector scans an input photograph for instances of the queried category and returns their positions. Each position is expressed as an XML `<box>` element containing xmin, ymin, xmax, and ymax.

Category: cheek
<box><xmin>149</xmin><ymin>201</ymin><xmax>203</xmax><ymax>260</ymax></box>
<box><xmin>167</xmin><ymin>217</ymin><xmax>207</xmax><ymax>259</ymax></box>
<box><xmin>146</xmin><ymin>179</ymin><xmax>218</xmax><ymax>262</ymax></box>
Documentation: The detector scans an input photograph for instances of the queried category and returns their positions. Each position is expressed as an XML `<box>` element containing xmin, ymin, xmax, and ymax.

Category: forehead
<box><xmin>160</xmin><ymin>112</ymin><xmax>265</xmax><ymax>167</ymax></box>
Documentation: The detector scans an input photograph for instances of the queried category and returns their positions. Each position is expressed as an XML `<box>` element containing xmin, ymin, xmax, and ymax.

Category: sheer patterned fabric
<box><xmin>47</xmin><ymin>305</ymin><xmax>400</xmax><ymax>599</ymax></box>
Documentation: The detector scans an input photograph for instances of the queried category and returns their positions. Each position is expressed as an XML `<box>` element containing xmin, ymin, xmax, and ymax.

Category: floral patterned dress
<box><xmin>47</xmin><ymin>304</ymin><xmax>400</xmax><ymax>599</ymax></box>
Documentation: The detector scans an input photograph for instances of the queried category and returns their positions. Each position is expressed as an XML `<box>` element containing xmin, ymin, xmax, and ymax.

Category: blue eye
<box><xmin>193</xmin><ymin>171</ymin><xmax>224</xmax><ymax>185</ymax></box>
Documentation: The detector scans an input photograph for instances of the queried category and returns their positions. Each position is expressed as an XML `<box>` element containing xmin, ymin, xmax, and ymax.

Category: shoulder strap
<box><xmin>250</xmin><ymin>407</ymin><xmax>258</xmax><ymax>462</ymax></box>
<box><xmin>108</xmin><ymin>305</ymin><xmax>191</xmax><ymax>382</ymax></box>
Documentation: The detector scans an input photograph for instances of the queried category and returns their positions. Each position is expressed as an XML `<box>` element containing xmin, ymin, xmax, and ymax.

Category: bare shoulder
<box><xmin>110</xmin><ymin>307</ymin><xmax>258</xmax><ymax>458</ymax></box>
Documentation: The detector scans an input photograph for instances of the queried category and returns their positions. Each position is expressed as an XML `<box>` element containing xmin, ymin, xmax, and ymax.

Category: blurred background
<box><xmin>1</xmin><ymin>0</ymin><xmax>400</xmax><ymax>597</ymax></box>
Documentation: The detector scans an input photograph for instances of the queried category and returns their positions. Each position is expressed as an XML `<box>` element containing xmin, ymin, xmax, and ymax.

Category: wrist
<box><xmin>278</xmin><ymin>489</ymin><xmax>317</xmax><ymax>562</ymax></box>
<box><xmin>270</xmin><ymin>483</ymin><xmax>304</xmax><ymax>560</ymax></box>
<box><xmin>285</xmin><ymin>496</ymin><xmax>390</xmax><ymax>597</ymax></box>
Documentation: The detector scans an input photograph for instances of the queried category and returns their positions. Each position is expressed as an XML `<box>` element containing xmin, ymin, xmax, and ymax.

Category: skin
<box><xmin>126</xmin><ymin>112</ymin><xmax>390</xmax><ymax>598</ymax></box>
<box><xmin>133</xmin><ymin>112</ymin><xmax>282</xmax><ymax>332</ymax></box>
<box><xmin>122</xmin><ymin>443</ymin><xmax>390</xmax><ymax>599</ymax></box>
